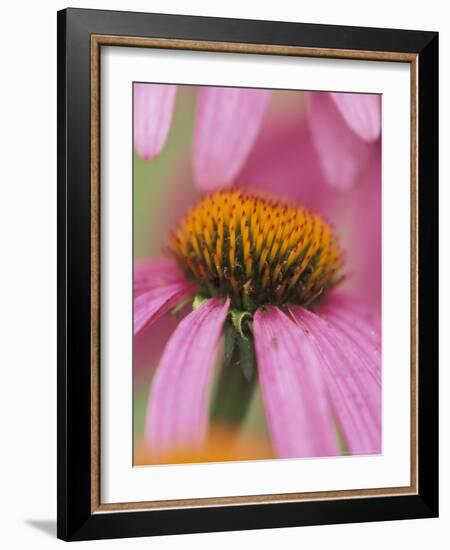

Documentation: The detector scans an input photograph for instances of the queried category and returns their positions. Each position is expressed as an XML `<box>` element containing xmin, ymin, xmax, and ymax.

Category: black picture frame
<box><xmin>57</xmin><ymin>7</ymin><xmax>438</xmax><ymax>541</ymax></box>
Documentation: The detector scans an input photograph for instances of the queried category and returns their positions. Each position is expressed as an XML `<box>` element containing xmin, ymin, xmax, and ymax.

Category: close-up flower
<box><xmin>133</xmin><ymin>83</ymin><xmax>381</xmax><ymax>463</ymax></box>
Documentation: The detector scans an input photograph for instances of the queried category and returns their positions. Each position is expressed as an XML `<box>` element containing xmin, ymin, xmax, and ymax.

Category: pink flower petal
<box><xmin>290</xmin><ymin>305</ymin><xmax>381</xmax><ymax>455</ymax></box>
<box><xmin>193</xmin><ymin>87</ymin><xmax>270</xmax><ymax>192</ymax></box>
<box><xmin>330</xmin><ymin>93</ymin><xmax>381</xmax><ymax>142</ymax></box>
<box><xmin>134</xmin><ymin>258</ymin><xmax>186</xmax><ymax>296</ymax></box>
<box><xmin>320</xmin><ymin>291</ymin><xmax>381</xmax><ymax>350</ymax></box>
<box><xmin>238</xmin><ymin>107</ymin><xmax>338</xmax><ymax>214</ymax></box>
<box><xmin>146</xmin><ymin>297</ymin><xmax>230</xmax><ymax>457</ymax></box>
<box><xmin>308</xmin><ymin>92</ymin><xmax>372</xmax><ymax>190</ymax></box>
<box><xmin>316</xmin><ymin>293</ymin><xmax>381</xmax><ymax>384</ymax></box>
<box><xmin>134</xmin><ymin>281</ymin><xmax>194</xmax><ymax>336</ymax></box>
<box><xmin>133</xmin><ymin>83</ymin><xmax>177</xmax><ymax>161</ymax></box>
<box><xmin>253</xmin><ymin>306</ymin><xmax>337</xmax><ymax>458</ymax></box>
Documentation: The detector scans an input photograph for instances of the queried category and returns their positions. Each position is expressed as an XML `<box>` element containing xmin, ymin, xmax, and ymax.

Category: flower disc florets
<box><xmin>169</xmin><ymin>190</ymin><xmax>344</xmax><ymax>312</ymax></box>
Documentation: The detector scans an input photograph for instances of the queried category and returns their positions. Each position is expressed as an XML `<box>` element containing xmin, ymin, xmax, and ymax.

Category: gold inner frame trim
<box><xmin>90</xmin><ymin>34</ymin><xmax>419</xmax><ymax>514</ymax></box>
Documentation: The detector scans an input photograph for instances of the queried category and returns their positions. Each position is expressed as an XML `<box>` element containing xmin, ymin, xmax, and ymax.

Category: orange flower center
<box><xmin>169</xmin><ymin>189</ymin><xmax>344</xmax><ymax>311</ymax></box>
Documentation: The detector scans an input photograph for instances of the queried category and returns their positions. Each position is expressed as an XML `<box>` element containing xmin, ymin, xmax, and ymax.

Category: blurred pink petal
<box><xmin>134</xmin><ymin>310</ymin><xmax>188</xmax><ymax>376</ymax></box>
<box><xmin>134</xmin><ymin>280</ymin><xmax>194</xmax><ymax>336</ymax></box>
<box><xmin>146</xmin><ymin>297</ymin><xmax>230</xmax><ymax>456</ymax></box>
<box><xmin>253</xmin><ymin>306</ymin><xmax>337</xmax><ymax>458</ymax></box>
<box><xmin>291</xmin><ymin>304</ymin><xmax>381</xmax><ymax>455</ymax></box>
<box><xmin>308</xmin><ymin>92</ymin><xmax>371</xmax><ymax>190</ymax></box>
<box><xmin>352</xmin><ymin>144</ymin><xmax>382</xmax><ymax>312</ymax></box>
<box><xmin>239</xmin><ymin>110</ymin><xmax>337</xmax><ymax>215</ymax></box>
<box><xmin>330</xmin><ymin>93</ymin><xmax>381</xmax><ymax>142</ymax></box>
<box><xmin>193</xmin><ymin>87</ymin><xmax>270</xmax><ymax>192</ymax></box>
<box><xmin>133</xmin><ymin>83</ymin><xmax>177</xmax><ymax>160</ymax></box>
<box><xmin>134</xmin><ymin>258</ymin><xmax>186</xmax><ymax>296</ymax></box>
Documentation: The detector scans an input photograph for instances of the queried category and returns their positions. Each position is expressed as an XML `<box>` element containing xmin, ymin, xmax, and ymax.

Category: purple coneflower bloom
<box><xmin>134</xmin><ymin>84</ymin><xmax>381</xmax><ymax>461</ymax></box>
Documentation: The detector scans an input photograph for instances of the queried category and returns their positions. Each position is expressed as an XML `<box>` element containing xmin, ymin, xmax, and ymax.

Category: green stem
<box><xmin>209</xmin><ymin>329</ymin><xmax>257</xmax><ymax>427</ymax></box>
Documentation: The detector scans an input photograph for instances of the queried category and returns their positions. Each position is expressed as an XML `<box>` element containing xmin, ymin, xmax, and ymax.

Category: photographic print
<box><xmin>133</xmin><ymin>84</ymin><xmax>382</xmax><ymax>466</ymax></box>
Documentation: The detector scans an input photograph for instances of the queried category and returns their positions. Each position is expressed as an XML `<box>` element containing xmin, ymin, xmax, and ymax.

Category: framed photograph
<box><xmin>57</xmin><ymin>8</ymin><xmax>438</xmax><ymax>541</ymax></box>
